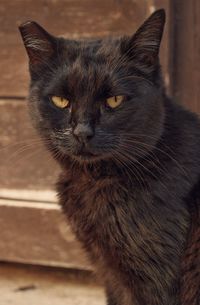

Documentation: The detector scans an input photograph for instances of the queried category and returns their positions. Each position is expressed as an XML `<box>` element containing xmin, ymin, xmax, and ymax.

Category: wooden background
<box><xmin>172</xmin><ymin>0</ymin><xmax>200</xmax><ymax>113</ymax></box>
<box><xmin>0</xmin><ymin>0</ymin><xmax>199</xmax><ymax>269</ymax></box>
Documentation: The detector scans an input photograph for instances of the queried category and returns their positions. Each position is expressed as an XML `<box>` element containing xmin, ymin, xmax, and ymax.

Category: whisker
<box><xmin>119</xmin><ymin>140</ymin><xmax>170</xmax><ymax>177</ymax></box>
<box><xmin>116</xmin><ymin>146</ymin><xmax>178</xmax><ymax>200</ymax></box>
<box><xmin>120</xmin><ymin>135</ymin><xmax>189</xmax><ymax>179</ymax></box>
<box><xmin>113</xmin><ymin>149</ymin><xmax>150</xmax><ymax>193</ymax></box>
<box><xmin>0</xmin><ymin>137</ymin><xmax>43</xmax><ymax>152</ymax></box>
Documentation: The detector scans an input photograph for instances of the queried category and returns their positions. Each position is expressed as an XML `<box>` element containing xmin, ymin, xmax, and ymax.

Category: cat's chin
<box><xmin>70</xmin><ymin>149</ymin><xmax>112</xmax><ymax>164</ymax></box>
<box><xmin>68</xmin><ymin>143</ymin><xmax>108</xmax><ymax>163</ymax></box>
<box><xmin>72</xmin><ymin>152</ymin><xmax>104</xmax><ymax>164</ymax></box>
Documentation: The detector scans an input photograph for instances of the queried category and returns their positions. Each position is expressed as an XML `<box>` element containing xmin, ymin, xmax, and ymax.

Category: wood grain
<box><xmin>0</xmin><ymin>198</ymin><xmax>90</xmax><ymax>269</ymax></box>
<box><xmin>172</xmin><ymin>0</ymin><xmax>200</xmax><ymax>113</ymax></box>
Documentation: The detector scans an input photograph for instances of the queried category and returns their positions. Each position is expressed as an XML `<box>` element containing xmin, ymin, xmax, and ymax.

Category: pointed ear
<box><xmin>19</xmin><ymin>21</ymin><xmax>56</xmax><ymax>66</ymax></box>
<box><xmin>122</xmin><ymin>9</ymin><xmax>165</xmax><ymax>67</ymax></box>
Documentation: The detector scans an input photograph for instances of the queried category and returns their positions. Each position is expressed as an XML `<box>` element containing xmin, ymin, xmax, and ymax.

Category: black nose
<box><xmin>73</xmin><ymin>122</ymin><xmax>94</xmax><ymax>143</ymax></box>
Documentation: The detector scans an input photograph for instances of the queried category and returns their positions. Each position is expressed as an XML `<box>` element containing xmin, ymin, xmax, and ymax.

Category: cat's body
<box><xmin>19</xmin><ymin>9</ymin><xmax>200</xmax><ymax>305</ymax></box>
<box><xmin>57</xmin><ymin>97</ymin><xmax>200</xmax><ymax>305</ymax></box>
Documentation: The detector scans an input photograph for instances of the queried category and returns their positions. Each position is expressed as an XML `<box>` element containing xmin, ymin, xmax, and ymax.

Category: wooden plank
<box><xmin>0</xmin><ymin>198</ymin><xmax>90</xmax><ymax>269</ymax></box>
<box><xmin>0</xmin><ymin>99</ymin><xmax>59</xmax><ymax>191</ymax></box>
<box><xmin>0</xmin><ymin>263</ymin><xmax>103</xmax><ymax>305</ymax></box>
<box><xmin>0</xmin><ymin>189</ymin><xmax>56</xmax><ymax>202</ymax></box>
<box><xmin>0</xmin><ymin>0</ymin><xmax>170</xmax><ymax>97</ymax></box>
<box><xmin>172</xmin><ymin>0</ymin><xmax>200</xmax><ymax>113</ymax></box>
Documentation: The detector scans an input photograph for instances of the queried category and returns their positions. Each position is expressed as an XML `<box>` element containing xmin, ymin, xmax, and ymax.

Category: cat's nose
<box><xmin>73</xmin><ymin>122</ymin><xmax>94</xmax><ymax>143</ymax></box>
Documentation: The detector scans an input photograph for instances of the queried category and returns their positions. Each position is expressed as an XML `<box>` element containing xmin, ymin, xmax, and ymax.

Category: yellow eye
<box><xmin>106</xmin><ymin>95</ymin><xmax>124</xmax><ymax>109</ymax></box>
<box><xmin>51</xmin><ymin>96</ymin><xmax>70</xmax><ymax>109</ymax></box>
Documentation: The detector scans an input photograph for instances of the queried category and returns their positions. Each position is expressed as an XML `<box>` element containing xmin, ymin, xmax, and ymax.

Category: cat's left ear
<box><xmin>122</xmin><ymin>9</ymin><xmax>165</xmax><ymax>68</ymax></box>
<box><xmin>19</xmin><ymin>21</ymin><xmax>56</xmax><ymax>67</ymax></box>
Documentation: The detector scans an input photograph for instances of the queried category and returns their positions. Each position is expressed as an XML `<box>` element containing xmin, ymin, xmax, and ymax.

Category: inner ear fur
<box><xmin>19</xmin><ymin>21</ymin><xmax>56</xmax><ymax>66</ymax></box>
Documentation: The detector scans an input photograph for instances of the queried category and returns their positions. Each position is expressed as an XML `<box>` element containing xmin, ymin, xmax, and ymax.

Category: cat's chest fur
<box><xmin>57</xmin><ymin>166</ymin><xmax>189</xmax><ymax>293</ymax></box>
<box><xmin>59</xmin><ymin>171</ymin><xmax>129</xmax><ymax>253</ymax></box>
<box><xmin>59</xmin><ymin>170</ymin><xmax>135</xmax><ymax>265</ymax></box>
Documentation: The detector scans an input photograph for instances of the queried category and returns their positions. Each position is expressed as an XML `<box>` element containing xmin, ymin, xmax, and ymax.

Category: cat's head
<box><xmin>19</xmin><ymin>10</ymin><xmax>166</xmax><ymax>165</ymax></box>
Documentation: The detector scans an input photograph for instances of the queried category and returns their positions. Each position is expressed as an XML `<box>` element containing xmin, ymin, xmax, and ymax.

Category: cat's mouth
<box><xmin>77</xmin><ymin>150</ymin><xmax>95</xmax><ymax>158</ymax></box>
<box><xmin>75</xmin><ymin>145</ymin><xmax>97</xmax><ymax>158</ymax></box>
<box><xmin>73</xmin><ymin>144</ymin><xmax>101</xmax><ymax>162</ymax></box>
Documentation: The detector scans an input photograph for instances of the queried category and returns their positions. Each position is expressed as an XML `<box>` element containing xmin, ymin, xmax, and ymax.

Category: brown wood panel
<box><xmin>0</xmin><ymin>0</ymin><xmax>170</xmax><ymax>97</ymax></box>
<box><xmin>0</xmin><ymin>99</ymin><xmax>59</xmax><ymax>190</ymax></box>
<box><xmin>172</xmin><ymin>0</ymin><xmax>200</xmax><ymax>113</ymax></box>
<box><xmin>0</xmin><ymin>198</ymin><xmax>90</xmax><ymax>269</ymax></box>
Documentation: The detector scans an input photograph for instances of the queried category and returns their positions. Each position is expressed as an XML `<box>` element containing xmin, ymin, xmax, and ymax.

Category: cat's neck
<box><xmin>60</xmin><ymin>153</ymin><xmax>159</xmax><ymax>192</ymax></box>
<box><xmin>63</xmin><ymin>158</ymin><xmax>123</xmax><ymax>181</ymax></box>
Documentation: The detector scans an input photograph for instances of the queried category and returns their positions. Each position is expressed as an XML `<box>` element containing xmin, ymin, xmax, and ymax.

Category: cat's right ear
<box><xmin>19</xmin><ymin>21</ymin><xmax>56</xmax><ymax>67</ymax></box>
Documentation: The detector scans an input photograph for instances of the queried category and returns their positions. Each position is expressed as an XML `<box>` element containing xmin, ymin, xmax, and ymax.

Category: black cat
<box><xmin>19</xmin><ymin>9</ymin><xmax>200</xmax><ymax>305</ymax></box>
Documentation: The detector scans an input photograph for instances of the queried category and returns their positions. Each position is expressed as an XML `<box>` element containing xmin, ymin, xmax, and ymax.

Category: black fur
<box><xmin>19</xmin><ymin>9</ymin><xmax>200</xmax><ymax>305</ymax></box>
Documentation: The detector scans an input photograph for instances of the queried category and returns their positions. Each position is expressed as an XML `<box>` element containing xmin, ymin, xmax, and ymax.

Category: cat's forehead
<box><xmin>80</xmin><ymin>36</ymin><xmax>121</xmax><ymax>51</ymax></box>
<box><xmin>63</xmin><ymin>37</ymin><xmax>122</xmax><ymax>64</ymax></box>
<box><xmin>60</xmin><ymin>38</ymin><xmax>122</xmax><ymax>96</ymax></box>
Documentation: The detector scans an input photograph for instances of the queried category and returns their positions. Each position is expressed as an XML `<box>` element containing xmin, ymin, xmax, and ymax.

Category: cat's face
<box><xmin>19</xmin><ymin>10</ymin><xmax>165</xmax><ymax>164</ymax></box>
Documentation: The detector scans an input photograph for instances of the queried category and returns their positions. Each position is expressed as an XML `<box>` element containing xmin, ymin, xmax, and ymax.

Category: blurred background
<box><xmin>0</xmin><ymin>0</ymin><xmax>199</xmax><ymax>304</ymax></box>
